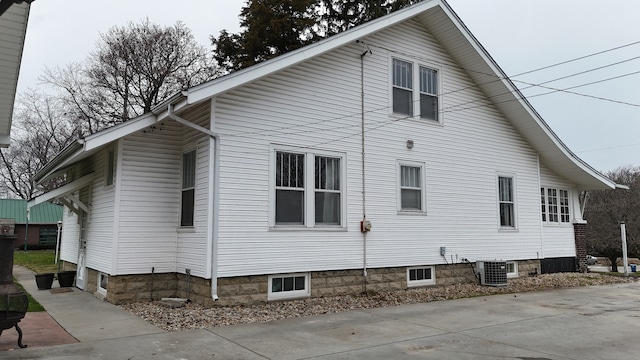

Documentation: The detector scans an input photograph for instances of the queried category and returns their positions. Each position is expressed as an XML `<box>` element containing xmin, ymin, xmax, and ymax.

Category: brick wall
<box><xmin>574</xmin><ymin>223</ymin><xmax>588</xmax><ymax>273</ymax></box>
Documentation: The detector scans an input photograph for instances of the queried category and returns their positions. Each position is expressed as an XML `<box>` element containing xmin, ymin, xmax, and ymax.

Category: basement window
<box><xmin>506</xmin><ymin>261</ymin><xmax>518</xmax><ymax>278</ymax></box>
<box><xmin>407</xmin><ymin>266</ymin><xmax>435</xmax><ymax>287</ymax></box>
<box><xmin>268</xmin><ymin>273</ymin><xmax>309</xmax><ymax>301</ymax></box>
<box><xmin>97</xmin><ymin>272</ymin><xmax>108</xmax><ymax>295</ymax></box>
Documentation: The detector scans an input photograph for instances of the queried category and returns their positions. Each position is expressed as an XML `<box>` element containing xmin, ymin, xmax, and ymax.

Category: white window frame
<box><xmin>270</xmin><ymin>146</ymin><xmax>347</xmax><ymax>230</ymax></box>
<box><xmin>397</xmin><ymin>161</ymin><xmax>426</xmax><ymax>214</ymax></box>
<box><xmin>390</xmin><ymin>56</ymin><xmax>442</xmax><ymax>123</ymax></box>
<box><xmin>506</xmin><ymin>261</ymin><xmax>518</xmax><ymax>278</ymax></box>
<box><xmin>105</xmin><ymin>148</ymin><xmax>116</xmax><ymax>188</ymax></box>
<box><xmin>180</xmin><ymin>147</ymin><xmax>197</xmax><ymax>228</ymax></box>
<box><xmin>540</xmin><ymin>187</ymin><xmax>571</xmax><ymax>225</ymax></box>
<box><xmin>407</xmin><ymin>266</ymin><xmax>436</xmax><ymax>287</ymax></box>
<box><xmin>267</xmin><ymin>273</ymin><xmax>310</xmax><ymax>301</ymax></box>
<box><xmin>97</xmin><ymin>272</ymin><xmax>108</xmax><ymax>295</ymax></box>
<box><xmin>497</xmin><ymin>174</ymin><xmax>517</xmax><ymax>229</ymax></box>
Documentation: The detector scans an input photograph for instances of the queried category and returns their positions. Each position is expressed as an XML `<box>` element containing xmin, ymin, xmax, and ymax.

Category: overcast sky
<box><xmin>17</xmin><ymin>0</ymin><xmax>640</xmax><ymax>173</ymax></box>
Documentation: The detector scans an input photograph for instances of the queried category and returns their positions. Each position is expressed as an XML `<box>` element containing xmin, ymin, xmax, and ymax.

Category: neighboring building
<box><xmin>29</xmin><ymin>0</ymin><xmax>618</xmax><ymax>306</ymax></box>
<box><xmin>0</xmin><ymin>199</ymin><xmax>62</xmax><ymax>248</ymax></box>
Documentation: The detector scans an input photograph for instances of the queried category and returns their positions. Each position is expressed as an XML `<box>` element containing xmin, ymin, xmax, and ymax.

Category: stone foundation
<box><xmin>71</xmin><ymin>259</ymin><xmax>541</xmax><ymax>306</ymax></box>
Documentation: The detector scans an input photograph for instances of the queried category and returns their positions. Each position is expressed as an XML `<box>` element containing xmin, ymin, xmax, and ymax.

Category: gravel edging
<box><xmin>120</xmin><ymin>273</ymin><xmax>637</xmax><ymax>332</ymax></box>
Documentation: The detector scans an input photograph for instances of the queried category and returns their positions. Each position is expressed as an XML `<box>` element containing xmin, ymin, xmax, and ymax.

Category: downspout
<box><xmin>167</xmin><ymin>103</ymin><xmax>220</xmax><ymax>301</ymax></box>
<box><xmin>360</xmin><ymin>47</ymin><xmax>372</xmax><ymax>281</ymax></box>
<box><xmin>536</xmin><ymin>153</ymin><xmax>544</xmax><ymax>260</ymax></box>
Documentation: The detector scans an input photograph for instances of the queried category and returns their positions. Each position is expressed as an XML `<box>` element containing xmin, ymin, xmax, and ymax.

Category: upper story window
<box><xmin>541</xmin><ymin>187</ymin><xmax>570</xmax><ymax>223</ymax></box>
<box><xmin>392</xmin><ymin>58</ymin><xmax>439</xmax><ymax>122</ymax></box>
<box><xmin>274</xmin><ymin>149</ymin><xmax>344</xmax><ymax>228</ymax></box>
<box><xmin>399</xmin><ymin>163</ymin><xmax>425</xmax><ymax>212</ymax></box>
<box><xmin>181</xmin><ymin>149</ymin><xmax>196</xmax><ymax>227</ymax></box>
<box><xmin>498</xmin><ymin>176</ymin><xmax>515</xmax><ymax>228</ymax></box>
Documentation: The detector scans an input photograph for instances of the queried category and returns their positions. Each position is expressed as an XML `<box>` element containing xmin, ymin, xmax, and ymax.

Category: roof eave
<box><xmin>429</xmin><ymin>1</ymin><xmax>615</xmax><ymax>191</ymax></box>
<box><xmin>186</xmin><ymin>0</ymin><xmax>440</xmax><ymax>105</ymax></box>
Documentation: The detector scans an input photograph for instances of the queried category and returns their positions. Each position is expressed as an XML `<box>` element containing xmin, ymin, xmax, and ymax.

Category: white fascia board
<box><xmin>33</xmin><ymin>141</ymin><xmax>84</xmax><ymax>183</ymax></box>
<box><xmin>83</xmin><ymin>112</ymin><xmax>157</xmax><ymax>152</ymax></box>
<box><xmin>186</xmin><ymin>0</ymin><xmax>439</xmax><ymax>105</ymax></box>
<box><xmin>28</xmin><ymin>173</ymin><xmax>95</xmax><ymax>208</ymax></box>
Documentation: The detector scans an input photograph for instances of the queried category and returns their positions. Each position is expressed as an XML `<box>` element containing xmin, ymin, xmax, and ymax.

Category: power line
<box><xmin>222</xmin><ymin>40</ymin><xmax>640</xmax><ymax>140</ymax></box>
<box><xmin>511</xmin><ymin>40</ymin><xmax>640</xmax><ymax>78</ymax></box>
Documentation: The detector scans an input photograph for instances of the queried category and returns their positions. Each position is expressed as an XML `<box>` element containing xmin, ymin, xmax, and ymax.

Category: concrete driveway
<box><xmin>3</xmin><ymin>282</ymin><xmax>639</xmax><ymax>359</ymax></box>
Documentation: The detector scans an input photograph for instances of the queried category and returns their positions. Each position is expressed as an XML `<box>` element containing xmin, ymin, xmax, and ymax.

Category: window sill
<box><xmin>397</xmin><ymin>210</ymin><xmax>427</xmax><ymax>216</ymax></box>
<box><xmin>542</xmin><ymin>222</ymin><xmax>573</xmax><ymax>227</ymax></box>
<box><xmin>177</xmin><ymin>227</ymin><xmax>196</xmax><ymax>233</ymax></box>
<box><xmin>498</xmin><ymin>227</ymin><xmax>519</xmax><ymax>232</ymax></box>
<box><xmin>407</xmin><ymin>280</ymin><xmax>435</xmax><ymax>287</ymax></box>
<box><xmin>390</xmin><ymin>112</ymin><xmax>443</xmax><ymax>126</ymax></box>
<box><xmin>270</xmin><ymin>226</ymin><xmax>348</xmax><ymax>232</ymax></box>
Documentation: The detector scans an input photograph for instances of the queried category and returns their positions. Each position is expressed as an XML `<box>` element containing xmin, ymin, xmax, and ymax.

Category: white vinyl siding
<box><xmin>85</xmin><ymin>150</ymin><xmax>116</xmax><ymax>274</ymax></box>
<box><xmin>115</xmin><ymin>123</ymin><xmax>182</xmax><ymax>275</ymax></box>
<box><xmin>211</xmin><ymin>17</ymin><xmax>545</xmax><ymax>277</ymax></box>
<box><xmin>59</xmin><ymin>209</ymin><xmax>79</xmax><ymax>264</ymax></box>
<box><xmin>539</xmin><ymin>163</ymin><xmax>577</xmax><ymax>258</ymax></box>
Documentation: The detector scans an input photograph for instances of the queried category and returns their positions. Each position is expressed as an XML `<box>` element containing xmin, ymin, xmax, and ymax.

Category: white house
<box><xmin>28</xmin><ymin>0</ymin><xmax>617</xmax><ymax>306</ymax></box>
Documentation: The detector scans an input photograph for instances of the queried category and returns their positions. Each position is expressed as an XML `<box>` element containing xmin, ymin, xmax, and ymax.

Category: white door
<box><xmin>76</xmin><ymin>210</ymin><xmax>88</xmax><ymax>289</ymax></box>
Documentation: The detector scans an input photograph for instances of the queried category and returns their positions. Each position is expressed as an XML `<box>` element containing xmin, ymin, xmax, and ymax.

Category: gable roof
<box><xmin>0</xmin><ymin>199</ymin><xmax>63</xmax><ymax>224</ymax></box>
<box><xmin>32</xmin><ymin>0</ymin><xmax>616</xmax><ymax>190</ymax></box>
<box><xmin>0</xmin><ymin>1</ymin><xmax>31</xmax><ymax>147</ymax></box>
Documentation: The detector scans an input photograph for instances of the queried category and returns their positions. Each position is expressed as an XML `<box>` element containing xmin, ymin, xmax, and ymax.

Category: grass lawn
<box><xmin>13</xmin><ymin>249</ymin><xmax>57</xmax><ymax>274</ymax></box>
<box><xmin>12</xmin><ymin>280</ymin><xmax>46</xmax><ymax>312</ymax></box>
<box><xmin>12</xmin><ymin>250</ymin><xmax>56</xmax><ymax>312</ymax></box>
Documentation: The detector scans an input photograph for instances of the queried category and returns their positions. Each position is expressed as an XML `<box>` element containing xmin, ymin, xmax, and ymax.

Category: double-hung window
<box><xmin>399</xmin><ymin>163</ymin><xmax>424</xmax><ymax>212</ymax></box>
<box><xmin>181</xmin><ymin>149</ymin><xmax>196</xmax><ymax>227</ymax></box>
<box><xmin>498</xmin><ymin>176</ymin><xmax>515</xmax><ymax>228</ymax></box>
<box><xmin>540</xmin><ymin>187</ymin><xmax>570</xmax><ymax>223</ymax></box>
<box><xmin>274</xmin><ymin>149</ymin><xmax>344</xmax><ymax>228</ymax></box>
<box><xmin>392</xmin><ymin>58</ymin><xmax>439</xmax><ymax>121</ymax></box>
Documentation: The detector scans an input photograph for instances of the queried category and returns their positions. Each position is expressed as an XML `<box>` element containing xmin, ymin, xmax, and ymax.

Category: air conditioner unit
<box><xmin>476</xmin><ymin>260</ymin><xmax>508</xmax><ymax>286</ymax></box>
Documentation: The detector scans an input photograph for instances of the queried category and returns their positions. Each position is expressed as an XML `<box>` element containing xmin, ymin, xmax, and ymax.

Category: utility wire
<box><xmin>511</xmin><ymin>40</ymin><xmax>640</xmax><ymax>77</ymax></box>
<box><xmin>221</xmin><ymin>40</ymin><xmax>640</xmax><ymax>140</ymax></box>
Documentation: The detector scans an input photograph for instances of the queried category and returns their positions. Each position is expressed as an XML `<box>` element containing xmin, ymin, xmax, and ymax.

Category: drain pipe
<box><xmin>360</xmin><ymin>47</ymin><xmax>372</xmax><ymax>285</ymax></box>
<box><xmin>168</xmin><ymin>103</ymin><xmax>220</xmax><ymax>301</ymax></box>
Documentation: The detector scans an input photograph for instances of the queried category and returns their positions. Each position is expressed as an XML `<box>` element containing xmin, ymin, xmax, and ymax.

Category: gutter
<box><xmin>167</xmin><ymin>104</ymin><xmax>220</xmax><ymax>302</ymax></box>
<box><xmin>32</xmin><ymin>140</ymin><xmax>84</xmax><ymax>183</ymax></box>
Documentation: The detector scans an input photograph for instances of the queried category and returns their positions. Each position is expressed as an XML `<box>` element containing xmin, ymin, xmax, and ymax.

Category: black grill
<box><xmin>0</xmin><ymin>229</ymin><xmax>28</xmax><ymax>348</ymax></box>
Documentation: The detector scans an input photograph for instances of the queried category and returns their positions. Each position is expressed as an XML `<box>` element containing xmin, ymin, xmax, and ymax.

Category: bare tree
<box><xmin>0</xmin><ymin>90</ymin><xmax>77</xmax><ymax>199</ymax></box>
<box><xmin>42</xmin><ymin>19</ymin><xmax>219</xmax><ymax>134</ymax></box>
<box><xmin>584</xmin><ymin>166</ymin><xmax>640</xmax><ymax>272</ymax></box>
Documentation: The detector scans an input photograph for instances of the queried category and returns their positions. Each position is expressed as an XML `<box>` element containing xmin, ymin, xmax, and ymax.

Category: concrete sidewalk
<box><xmin>3</xmin><ymin>268</ymin><xmax>640</xmax><ymax>359</ymax></box>
<box><xmin>6</xmin><ymin>266</ymin><xmax>163</xmax><ymax>345</ymax></box>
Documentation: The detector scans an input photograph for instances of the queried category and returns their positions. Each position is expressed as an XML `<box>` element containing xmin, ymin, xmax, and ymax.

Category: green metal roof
<box><xmin>0</xmin><ymin>199</ymin><xmax>63</xmax><ymax>224</ymax></box>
